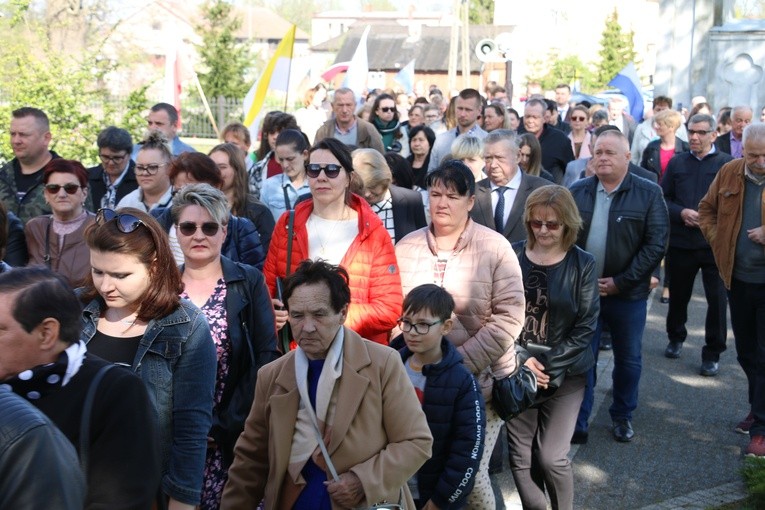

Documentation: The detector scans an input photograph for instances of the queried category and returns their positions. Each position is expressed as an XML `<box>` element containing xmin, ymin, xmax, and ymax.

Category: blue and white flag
<box><xmin>608</xmin><ymin>62</ymin><xmax>644</xmax><ymax>123</ymax></box>
<box><xmin>343</xmin><ymin>25</ymin><xmax>371</xmax><ymax>100</ymax></box>
<box><xmin>394</xmin><ymin>59</ymin><xmax>415</xmax><ymax>94</ymax></box>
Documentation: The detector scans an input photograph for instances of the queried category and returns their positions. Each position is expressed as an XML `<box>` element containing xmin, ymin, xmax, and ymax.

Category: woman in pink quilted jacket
<box><xmin>395</xmin><ymin>159</ymin><xmax>525</xmax><ymax>509</ymax></box>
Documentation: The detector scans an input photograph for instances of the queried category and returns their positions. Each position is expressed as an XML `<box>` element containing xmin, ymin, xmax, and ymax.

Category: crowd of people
<box><xmin>0</xmin><ymin>82</ymin><xmax>764</xmax><ymax>510</ymax></box>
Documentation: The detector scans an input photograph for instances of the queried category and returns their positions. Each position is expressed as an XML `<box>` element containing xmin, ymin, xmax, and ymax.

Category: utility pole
<box><xmin>447</xmin><ymin>0</ymin><xmax>460</xmax><ymax>91</ymax></box>
<box><xmin>461</xmin><ymin>0</ymin><xmax>470</xmax><ymax>89</ymax></box>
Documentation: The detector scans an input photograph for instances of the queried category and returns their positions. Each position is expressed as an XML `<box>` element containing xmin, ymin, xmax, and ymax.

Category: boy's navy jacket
<box><xmin>393</xmin><ymin>334</ymin><xmax>486</xmax><ymax>509</ymax></box>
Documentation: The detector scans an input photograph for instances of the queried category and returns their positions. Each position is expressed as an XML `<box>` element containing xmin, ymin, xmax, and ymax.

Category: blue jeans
<box><xmin>576</xmin><ymin>296</ymin><xmax>647</xmax><ymax>431</ymax></box>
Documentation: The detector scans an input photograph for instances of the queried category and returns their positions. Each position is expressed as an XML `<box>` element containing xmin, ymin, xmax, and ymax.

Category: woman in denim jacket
<box><xmin>79</xmin><ymin>207</ymin><xmax>217</xmax><ymax>510</ymax></box>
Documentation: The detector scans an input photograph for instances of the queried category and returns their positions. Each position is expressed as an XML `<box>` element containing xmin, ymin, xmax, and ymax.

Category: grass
<box><xmin>709</xmin><ymin>457</ymin><xmax>765</xmax><ymax>510</ymax></box>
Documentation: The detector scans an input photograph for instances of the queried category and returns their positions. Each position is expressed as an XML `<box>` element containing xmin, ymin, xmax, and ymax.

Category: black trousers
<box><xmin>665</xmin><ymin>246</ymin><xmax>728</xmax><ymax>361</ymax></box>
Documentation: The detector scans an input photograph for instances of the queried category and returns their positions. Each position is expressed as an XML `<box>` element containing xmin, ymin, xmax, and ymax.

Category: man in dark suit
<box><xmin>87</xmin><ymin>126</ymin><xmax>138</xmax><ymax>210</ymax></box>
<box><xmin>470</xmin><ymin>129</ymin><xmax>550</xmax><ymax>243</ymax></box>
<box><xmin>714</xmin><ymin>105</ymin><xmax>752</xmax><ymax>158</ymax></box>
<box><xmin>352</xmin><ymin>148</ymin><xmax>426</xmax><ymax>243</ymax></box>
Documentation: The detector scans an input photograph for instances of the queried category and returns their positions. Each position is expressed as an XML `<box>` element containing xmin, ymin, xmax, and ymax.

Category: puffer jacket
<box><xmin>263</xmin><ymin>194</ymin><xmax>402</xmax><ymax>344</ymax></box>
<box><xmin>395</xmin><ymin>220</ymin><xmax>526</xmax><ymax>401</ymax></box>
<box><xmin>512</xmin><ymin>243</ymin><xmax>598</xmax><ymax>390</ymax></box>
<box><xmin>698</xmin><ymin>159</ymin><xmax>752</xmax><ymax>289</ymax></box>
<box><xmin>395</xmin><ymin>336</ymin><xmax>485</xmax><ymax>509</ymax></box>
<box><xmin>570</xmin><ymin>172</ymin><xmax>669</xmax><ymax>300</ymax></box>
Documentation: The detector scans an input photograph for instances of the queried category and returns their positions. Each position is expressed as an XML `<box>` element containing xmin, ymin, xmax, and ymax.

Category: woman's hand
<box><xmin>524</xmin><ymin>357</ymin><xmax>550</xmax><ymax>389</ymax></box>
<box><xmin>422</xmin><ymin>500</ymin><xmax>442</xmax><ymax>510</ymax></box>
<box><xmin>272</xmin><ymin>298</ymin><xmax>288</xmax><ymax>330</ymax></box>
<box><xmin>325</xmin><ymin>472</ymin><xmax>364</xmax><ymax>508</ymax></box>
<box><xmin>167</xmin><ymin>499</ymin><xmax>195</xmax><ymax>510</ymax></box>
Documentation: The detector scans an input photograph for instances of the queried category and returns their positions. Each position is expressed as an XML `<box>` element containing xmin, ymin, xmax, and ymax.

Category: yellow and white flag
<box><xmin>243</xmin><ymin>25</ymin><xmax>296</xmax><ymax>134</ymax></box>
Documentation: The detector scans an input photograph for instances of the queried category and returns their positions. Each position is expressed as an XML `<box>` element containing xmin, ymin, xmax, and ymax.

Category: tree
<box><xmin>195</xmin><ymin>0</ymin><xmax>251</xmax><ymax>100</ymax></box>
<box><xmin>541</xmin><ymin>55</ymin><xmax>597</xmax><ymax>93</ymax></box>
<box><xmin>469</xmin><ymin>0</ymin><xmax>495</xmax><ymax>25</ymax></box>
<box><xmin>595</xmin><ymin>8</ymin><xmax>637</xmax><ymax>88</ymax></box>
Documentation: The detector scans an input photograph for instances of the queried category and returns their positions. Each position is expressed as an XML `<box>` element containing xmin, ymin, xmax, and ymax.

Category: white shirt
<box><xmin>490</xmin><ymin>168</ymin><xmax>522</xmax><ymax>228</ymax></box>
<box><xmin>116</xmin><ymin>187</ymin><xmax>173</xmax><ymax>212</ymax></box>
<box><xmin>307</xmin><ymin>215</ymin><xmax>358</xmax><ymax>265</ymax></box>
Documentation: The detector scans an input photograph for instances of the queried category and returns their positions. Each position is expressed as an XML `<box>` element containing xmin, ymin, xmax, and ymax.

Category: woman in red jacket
<box><xmin>264</xmin><ymin>138</ymin><xmax>402</xmax><ymax>345</ymax></box>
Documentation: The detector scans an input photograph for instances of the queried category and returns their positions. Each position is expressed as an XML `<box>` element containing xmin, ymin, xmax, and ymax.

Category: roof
<box><xmin>322</xmin><ymin>24</ymin><xmax>515</xmax><ymax>72</ymax></box>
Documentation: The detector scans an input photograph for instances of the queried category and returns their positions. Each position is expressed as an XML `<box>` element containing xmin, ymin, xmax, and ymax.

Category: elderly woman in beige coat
<box><xmin>395</xmin><ymin>160</ymin><xmax>525</xmax><ymax>509</ymax></box>
<box><xmin>221</xmin><ymin>260</ymin><xmax>432</xmax><ymax>510</ymax></box>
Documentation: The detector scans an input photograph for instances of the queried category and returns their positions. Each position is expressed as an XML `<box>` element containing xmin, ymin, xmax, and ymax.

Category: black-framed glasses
<box><xmin>134</xmin><ymin>163</ymin><xmax>167</xmax><ymax>175</ymax></box>
<box><xmin>529</xmin><ymin>220</ymin><xmax>562</xmax><ymax>231</ymax></box>
<box><xmin>99</xmin><ymin>153</ymin><xmax>128</xmax><ymax>164</ymax></box>
<box><xmin>44</xmin><ymin>183</ymin><xmax>81</xmax><ymax>195</ymax></box>
<box><xmin>379</xmin><ymin>107</ymin><xmax>396</xmax><ymax>113</ymax></box>
<box><xmin>177</xmin><ymin>221</ymin><xmax>221</xmax><ymax>237</ymax></box>
<box><xmin>571</xmin><ymin>116</ymin><xmax>587</xmax><ymax>121</ymax></box>
<box><xmin>96</xmin><ymin>208</ymin><xmax>145</xmax><ymax>233</ymax></box>
<box><xmin>687</xmin><ymin>129</ymin><xmax>713</xmax><ymax>136</ymax></box>
<box><xmin>398</xmin><ymin>318</ymin><xmax>443</xmax><ymax>335</ymax></box>
<box><xmin>305</xmin><ymin>163</ymin><xmax>343</xmax><ymax>178</ymax></box>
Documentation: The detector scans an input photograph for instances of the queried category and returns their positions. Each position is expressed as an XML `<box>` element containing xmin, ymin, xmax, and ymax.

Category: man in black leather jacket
<box><xmin>569</xmin><ymin>130</ymin><xmax>669</xmax><ymax>443</ymax></box>
<box><xmin>0</xmin><ymin>390</ymin><xmax>85</xmax><ymax>509</ymax></box>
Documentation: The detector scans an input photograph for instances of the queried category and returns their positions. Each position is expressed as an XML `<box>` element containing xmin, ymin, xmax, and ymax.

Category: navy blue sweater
<box><xmin>661</xmin><ymin>150</ymin><xmax>734</xmax><ymax>250</ymax></box>
<box><xmin>394</xmin><ymin>335</ymin><xmax>485</xmax><ymax>509</ymax></box>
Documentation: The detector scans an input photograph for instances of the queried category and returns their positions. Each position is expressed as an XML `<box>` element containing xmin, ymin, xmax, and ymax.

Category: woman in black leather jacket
<box><xmin>507</xmin><ymin>185</ymin><xmax>599</xmax><ymax>510</ymax></box>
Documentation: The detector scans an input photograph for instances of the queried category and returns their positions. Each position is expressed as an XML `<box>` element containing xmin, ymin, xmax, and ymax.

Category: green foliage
<box><xmin>540</xmin><ymin>54</ymin><xmax>598</xmax><ymax>93</ymax></box>
<box><xmin>270</xmin><ymin>0</ymin><xmax>317</xmax><ymax>34</ymax></box>
<box><xmin>469</xmin><ymin>0</ymin><xmax>495</xmax><ymax>25</ymax></box>
<box><xmin>742</xmin><ymin>457</ymin><xmax>765</xmax><ymax>508</ymax></box>
<box><xmin>595</xmin><ymin>8</ymin><xmax>637</xmax><ymax>88</ymax></box>
<box><xmin>196</xmin><ymin>0</ymin><xmax>252</xmax><ymax>100</ymax></box>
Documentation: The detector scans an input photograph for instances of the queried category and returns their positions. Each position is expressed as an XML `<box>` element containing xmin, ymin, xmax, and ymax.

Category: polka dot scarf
<box><xmin>0</xmin><ymin>341</ymin><xmax>87</xmax><ymax>401</ymax></box>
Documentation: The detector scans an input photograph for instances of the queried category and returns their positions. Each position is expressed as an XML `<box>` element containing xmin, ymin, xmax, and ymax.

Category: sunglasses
<box><xmin>44</xmin><ymin>183</ymin><xmax>81</xmax><ymax>194</ymax></box>
<box><xmin>96</xmin><ymin>208</ymin><xmax>145</xmax><ymax>233</ymax></box>
<box><xmin>379</xmin><ymin>107</ymin><xmax>396</xmax><ymax>113</ymax></box>
<box><xmin>571</xmin><ymin>116</ymin><xmax>587</xmax><ymax>121</ymax></box>
<box><xmin>529</xmin><ymin>220</ymin><xmax>562</xmax><ymax>231</ymax></box>
<box><xmin>177</xmin><ymin>221</ymin><xmax>221</xmax><ymax>237</ymax></box>
<box><xmin>305</xmin><ymin>163</ymin><xmax>343</xmax><ymax>178</ymax></box>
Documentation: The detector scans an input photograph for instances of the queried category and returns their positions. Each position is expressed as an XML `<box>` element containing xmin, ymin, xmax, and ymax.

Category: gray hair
<box><xmin>743</xmin><ymin>123</ymin><xmax>765</xmax><ymax>146</ymax></box>
<box><xmin>484</xmin><ymin>129</ymin><xmax>520</xmax><ymax>151</ymax></box>
<box><xmin>688</xmin><ymin>113</ymin><xmax>716</xmax><ymax>131</ymax></box>
<box><xmin>171</xmin><ymin>183</ymin><xmax>230</xmax><ymax>226</ymax></box>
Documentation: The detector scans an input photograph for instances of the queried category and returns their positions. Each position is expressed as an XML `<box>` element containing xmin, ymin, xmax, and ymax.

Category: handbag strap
<box><xmin>43</xmin><ymin>216</ymin><xmax>52</xmax><ymax>267</ymax></box>
<box><xmin>285</xmin><ymin>209</ymin><xmax>295</xmax><ymax>277</ymax></box>
<box><xmin>282</xmin><ymin>182</ymin><xmax>292</xmax><ymax>212</ymax></box>
<box><xmin>79</xmin><ymin>364</ymin><xmax>115</xmax><ymax>477</ymax></box>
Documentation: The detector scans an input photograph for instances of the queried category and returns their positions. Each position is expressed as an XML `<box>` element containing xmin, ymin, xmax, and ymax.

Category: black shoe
<box><xmin>700</xmin><ymin>360</ymin><xmax>719</xmax><ymax>377</ymax></box>
<box><xmin>660</xmin><ymin>296</ymin><xmax>670</xmax><ymax>304</ymax></box>
<box><xmin>571</xmin><ymin>430</ymin><xmax>589</xmax><ymax>444</ymax></box>
<box><xmin>612</xmin><ymin>419</ymin><xmax>634</xmax><ymax>442</ymax></box>
<box><xmin>664</xmin><ymin>341</ymin><xmax>682</xmax><ymax>359</ymax></box>
<box><xmin>600</xmin><ymin>338</ymin><xmax>612</xmax><ymax>351</ymax></box>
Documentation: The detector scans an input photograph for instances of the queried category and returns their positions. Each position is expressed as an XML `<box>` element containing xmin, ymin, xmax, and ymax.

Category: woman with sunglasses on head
<box><xmin>507</xmin><ymin>185</ymin><xmax>598</xmax><ymax>510</ymax></box>
<box><xmin>260</xmin><ymin>129</ymin><xmax>312</xmax><ymax>221</ymax></box>
<box><xmin>264</xmin><ymin>137</ymin><xmax>402</xmax><ymax>346</ymax></box>
<box><xmin>172</xmin><ymin>184</ymin><xmax>279</xmax><ymax>510</ymax></box>
<box><xmin>567</xmin><ymin>105</ymin><xmax>592</xmax><ymax>160</ymax></box>
<box><xmin>369</xmin><ymin>93</ymin><xmax>409</xmax><ymax>156</ymax></box>
<box><xmin>208</xmin><ymin>143</ymin><xmax>275</xmax><ymax>253</ymax></box>
<box><xmin>25</xmin><ymin>159</ymin><xmax>95</xmax><ymax>286</ymax></box>
<box><xmin>151</xmin><ymin>152</ymin><xmax>266</xmax><ymax>269</ymax></box>
<box><xmin>79</xmin><ymin>207</ymin><xmax>217</xmax><ymax>510</ymax></box>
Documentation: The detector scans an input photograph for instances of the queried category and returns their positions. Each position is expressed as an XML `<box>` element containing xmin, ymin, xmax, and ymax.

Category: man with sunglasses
<box><xmin>0</xmin><ymin>107</ymin><xmax>60</xmax><ymax>224</ymax></box>
<box><xmin>87</xmin><ymin>127</ymin><xmax>138</xmax><ymax>210</ymax></box>
<box><xmin>314</xmin><ymin>88</ymin><xmax>385</xmax><ymax>154</ymax></box>
<box><xmin>570</xmin><ymin>130</ymin><xmax>668</xmax><ymax>443</ymax></box>
<box><xmin>661</xmin><ymin>114</ymin><xmax>733</xmax><ymax>375</ymax></box>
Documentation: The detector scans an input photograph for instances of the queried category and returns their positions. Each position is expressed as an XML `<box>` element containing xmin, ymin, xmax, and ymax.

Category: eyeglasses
<box><xmin>571</xmin><ymin>116</ymin><xmax>587</xmax><ymax>121</ymax></box>
<box><xmin>379</xmin><ymin>107</ymin><xmax>396</xmax><ymax>113</ymax></box>
<box><xmin>99</xmin><ymin>153</ymin><xmax>127</xmax><ymax>164</ymax></box>
<box><xmin>96</xmin><ymin>208</ymin><xmax>145</xmax><ymax>233</ymax></box>
<box><xmin>305</xmin><ymin>163</ymin><xmax>343</xmax><ymax>178</ymax></box>
<box><xmin>529</xmin><ymin>220</ymin><xmax>562</xmax><ymax>231</ymax></box>
<box><xmin>177</xmin><ymin>221</ymin><xmax>221</xmax><ymax>237</ymax></box>
<box><xmin>44</xmin><ymin>183</ymin><xmax>81</xmax><ymax>194</ymax></box>
<box><xmin>398</xmin><ymin>318</ymin><xmax>443</xmax><ymax>335</ymax></box>
<box><xmin>134</xmin><ymin>163</ymin><xmax>167</xmax><ymax>175</ymax></box>
<box><xmin>687</xmin><ymin>129</ymin><xmax>713</xmax><ymax>136</ymax></box>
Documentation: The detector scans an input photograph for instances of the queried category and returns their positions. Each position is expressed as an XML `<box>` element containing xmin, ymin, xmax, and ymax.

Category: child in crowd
<box><xmin>394</xmin><ymin>284</ymin><xmax>486</xmax><ymax>509</ymax></box>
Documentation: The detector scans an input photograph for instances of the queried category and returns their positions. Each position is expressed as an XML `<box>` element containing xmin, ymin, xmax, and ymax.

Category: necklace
<box><xmin>310</xmin><ymin>207</ymin><xmax>349</xmax><ymax>255</ymax></box>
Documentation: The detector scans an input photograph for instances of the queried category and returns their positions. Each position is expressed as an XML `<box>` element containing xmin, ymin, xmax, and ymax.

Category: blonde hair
<box><xmin>653</xmin><ymin>109</ymin><xmax>684</xmax><ymax>131</ymax></box>
<box><xmin>352</xmin><ymin>148</ymin><xmax>392</xmax><ymax>189</ymax></box>
<box><xmin>523</xmin><ymin>185</ymin><xmax>582</xmax><ymax>251</ymax></box>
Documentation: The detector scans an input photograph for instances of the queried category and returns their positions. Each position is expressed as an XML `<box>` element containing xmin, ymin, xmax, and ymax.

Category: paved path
<box><xmin>492</xmin><ymin>276</ymin><xmax>751</xmax><ymax>509</ymax></box>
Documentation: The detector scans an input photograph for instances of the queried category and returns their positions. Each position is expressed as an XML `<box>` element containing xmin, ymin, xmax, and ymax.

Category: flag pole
<box><xmin>283</xmin><ymin>24</ymin><xmax>296</xmax><ymax>113</ymax></box>
<box><xmin>194</xmin><ymin>74</ymin><xmax>219</xmax><ymax>137</ymax></box>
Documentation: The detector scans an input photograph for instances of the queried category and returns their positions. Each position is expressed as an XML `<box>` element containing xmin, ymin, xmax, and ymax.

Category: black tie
<box><xmin>494</xmin><ymin>186</ymin><xmax>508</xmax><ymax>232</ymax></box>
